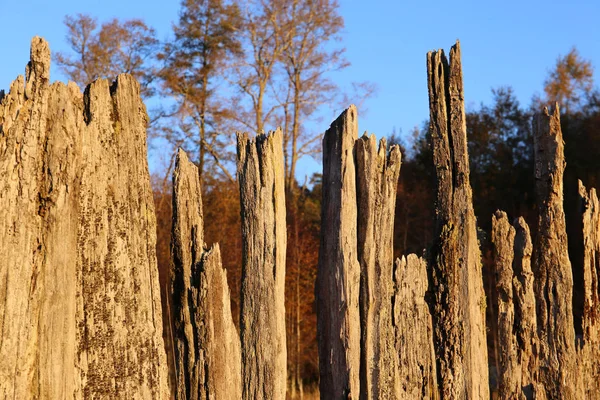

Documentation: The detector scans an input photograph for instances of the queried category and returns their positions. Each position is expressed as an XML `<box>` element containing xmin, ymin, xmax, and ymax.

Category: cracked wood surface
<box><xmin>0</xmin><ymin>37</ymin><xmax>169</xmax><ymax>399</ymax></box>
<box><xmin>393</xmin><ymin>255</ymin><xmax>438</xmax><ymax>399</ymax></box>
<box><xmin>577</xmin><ymin>180</ymin><xmax>600</xmax><ymax>398</ymax></box>
<box><xmin>171</xmin><ymin>149</ymin><xmax>241</xmax><ymax>400</ymax></box>
<box><xmin>237</xmin><ymin>129</ymin><xmax>287</xmax><ymax>400</ymax></box>
<box><xmin>492</xmin><ymin>212</ymin><xmax>539</xmax><ymax>399</ymax></box>
<box><xmin>316</xmin><ymin>105</ymin><xmax>361</xmax><ymax>399</ymax></box>
<box><xmin>426</xmin><ymin>41</ymin><xmax>489</xmax><ymax>399</ymax></box>
<box><xmin>532</xmin><ymin>105</ymin><xmax>577</xmax><ymax>399</ymax></box>
<box><xmin>356</xmin><ymin>134</ymin><xmax>401</xmax><ymax>400</ymax></box>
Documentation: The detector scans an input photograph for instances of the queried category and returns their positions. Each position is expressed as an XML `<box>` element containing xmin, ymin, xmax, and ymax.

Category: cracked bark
<box><xmin>426</xmin><ymin>41</ymin><xmax>489</xmax><ymax>399</ymax></box>
<box><xmin>0</xmin><ymin>37</ymin><xmax>169</xmax><ymax>399</ymax></box>
<box><xmin>237</xmin><ymin>129</ymin><xmax>287</xmax><ymax>400</ymax></box>
<box><xmin>171</xmin><ymin>149</ymin><xmax>241</xmax><ymax>399</ymax></box>
<box><xmin>355</xmin><ymin>134</ymin><xmax>401</xmax><ymax>400</ymax></box>
<box><xmin>316</xmin><ymin>105</ymin><xmax>361</xmax><ymax>399</ymax></box>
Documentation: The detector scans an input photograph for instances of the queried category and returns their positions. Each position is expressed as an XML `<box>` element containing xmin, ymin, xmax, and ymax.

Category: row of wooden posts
<box><xmin>171</xmin><ymin>41</ymin><xmax>600</xmax><ymax>399</ymax></box>
<box><xmin>0</xmin><ymin>37</ymin><xmax>599</xmax><ymax>399</ymax></box>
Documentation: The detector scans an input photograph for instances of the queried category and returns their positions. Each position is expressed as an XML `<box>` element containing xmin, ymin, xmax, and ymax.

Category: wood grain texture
<box><xmin>316</xmin><ymin>105</ymin><xmax>361</xmax><ymax>399</ymax></box>
<box><xmin>393</xmin><ymin>255</ymin><xmax>438</xmax><ymax>400</ymax></box>
<box><xmin>237</xmin><ymin>129</ymin><xmax>287</xmax><ymax>400</ymax></box>
<box><xmin>0</xmin><ymin>37</ymin><xmax>169</xmax><ymax>399</ymax></box>
<box><xmin>356</xmin><ymin>134</ymin><xmax>401</xmax><ymax>400</ymax></box>
<box><xmin>171</xmin><ymin>149</ymin><xmax>241</xmax><ymax>399</ymax></box>
<box><xmin>426</xmin><ymin>41</ymin><xmax>489</xmax><ymax>399</ymax></box>
<box><xmin>577</xmin><ymin>180</ymin><xmax>600</xmax><ymax>398</ymax></box>
<box><xmin>532</xmin><ymin>105</ymin><xmax>577</xmax><ymax>399</ymax></box>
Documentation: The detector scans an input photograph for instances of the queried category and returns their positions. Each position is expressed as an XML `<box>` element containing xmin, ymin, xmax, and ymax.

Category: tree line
<box><xmin>54</xmin><ymin>1</ymin><xmax>600</xmax><ymax>395</ymax></box>
<box><xmin>55</xmin><ymin>0</ymin><xmax>372</xmax><ymax>189</ymax></box>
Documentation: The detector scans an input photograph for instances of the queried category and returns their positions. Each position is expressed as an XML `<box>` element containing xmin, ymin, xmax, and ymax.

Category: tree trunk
<box><xmin>316</xmin><ymin>105</ymin><xmax>361</xmax><ymax>399</ymax></box>
<box><xmin>532</xmin><ymin>105</ymin><xmax>577</xmax><ymax>399</ymax></box>
<box><xmin>237</xmin><ymin>129</ymin><xmax>287</xmax><ymax>400</ymax></box>
<box><xmin>577</xmin><ymin>180</ymin><xmax>600</xmax><ymax>397</ymax></box>
<box><xmin>355</xmin><ymin>134</ymin><xmax>401</xmax><ymax>399</ymax></box>
<box><xmin>394</xmin><ymin>255</ymin><xmax>438</xmax><ymax>399</ymax></box>
<box><xmin>426</xmin><ymin>41</ymin><xmax>489</xmax><ymax>399</ymax></box>
<box><xmin>0</xmin><ymin>37</ymin><xmax>169</xmax><ymax>399</ymax></box>
<box><xmin>171</xmin><ymin>149</ymin><xmax>241</xmax><ymax>399</ymax></box>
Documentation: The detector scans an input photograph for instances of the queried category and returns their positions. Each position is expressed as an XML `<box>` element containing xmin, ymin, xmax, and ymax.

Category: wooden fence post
<box><xmin>532</xmin><ymin>105</ymin><xmax>577</xmax><ymax>399</ymax></box>
<box><xmin>393</xmin><ymin>255</ymin><xmax>438</xmax><ymax>399</ymax></box>
<box><xmin>171</xmin><ymin>149</ymin><xmax>241</xmax><ymax>399</ymax></box>
<box><xmin>577</xmin><ymin>180</ymin><xmax>600</xmax><ymax>397</ymax></box>
<box><xmin>355</xmin><ymin>134</ymin><xmax>401</xmax><ymax>399</ymax></box>
<box><xmin>237</xmin><ymin>129</ymin><xmax>287</xmax><ymax>399</ymax></box>
<box><xmin>316</xmin><ymin>105</ymin><xmax>361</xmax><ymax>399</ymax></box>
<box><xmin>0</xmin><ymin>37</ymin><xmax>170</xmax><ymax>399</ymax></box>
<box><xmin>426</xmin><ymin>41</ymin><xmax>489</xmax><ymax>399</ymax></box>
<box><xmin>491</xmin><ymin>211</ymin><xmax>520</xmax><ymax>398</ymax></box>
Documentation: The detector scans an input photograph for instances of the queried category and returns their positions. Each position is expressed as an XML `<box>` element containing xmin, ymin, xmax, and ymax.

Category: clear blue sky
<box><xmin>1</xmin><ymin>0</ymin><xmax>599</xmax><ymax>177</ymax></box>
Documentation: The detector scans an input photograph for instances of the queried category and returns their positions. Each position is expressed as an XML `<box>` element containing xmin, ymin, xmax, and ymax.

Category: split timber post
<box><xmin>171</xmin><ymin>149</ymin><xmax>241</xmax><ymax>399</ymax></box>
<box><xmin>393</xmin><ymin>255</ymin><xmax>438</xmax><ymax>399</ymax></box>
<box><xmin>355</xmin><ymin>134</ymin><xmax>401</xmax><ymax>399</ymax></box>
<box><xmin>577</xmin><ymin>180</ymin><xmax>600</xmax><ymax>397</ymax></box>
<box><xmin>237</xmin><ymin>129</ymin><xmax>287</xmax><ymax>399</ymax></box>
<box><xmin>426</xmin><ymin>41</ymin><xmax>490</xmax><ymax>398</ymax></box>
<box><xmin>491</xmin><ymin>212</ymin><xmax>538</xmax><ymax>398</ymax></box>
<box><xmin>0</xmin><ymin>37</ymin><xmax>169</xmax><ymax>399</ymax></box>
<box><xmin>316</xmin><ymin>105</ymin><xmax>361</xmax><ymax>399</ymax></box>
<box><xmin>532</xmin><ymin>105</ymin><xmax>577</xmax><ymax>399</ymax></box>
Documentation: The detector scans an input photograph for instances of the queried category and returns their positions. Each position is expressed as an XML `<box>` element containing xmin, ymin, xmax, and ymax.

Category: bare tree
<box><xmin>55</xmin><ymin>14</ymin><xmax>159</xmax><ymax>97</ymax></box>
<box><xmin>231</xmin><ymin>0</ymin><xmax>289</xmax><ymax>135</ymax></box>
<box><xmin>159</xmin><ymin>0</ymin><xmax>242</xmax><ymax>184</ymax></box>
<box><xmin>276</xmin><ymin>0</ymin><xmax>348</xmax><ymax>190</ymax></box>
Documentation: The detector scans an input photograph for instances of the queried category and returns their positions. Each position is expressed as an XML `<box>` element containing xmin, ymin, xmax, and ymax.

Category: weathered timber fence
<box><xmin>0</xmin><ymin>38</ymin><xmax>169</xmax><ymax>399</ymax></box>
<box><xmin>491</xmin><ymin>105</ymin><xmax>600</xmax><ymax>399</ymax></box>
<box><xmin>2</xmin><ymin>37</ymin><xmax>600</xmax><ymax>400</ymax></box>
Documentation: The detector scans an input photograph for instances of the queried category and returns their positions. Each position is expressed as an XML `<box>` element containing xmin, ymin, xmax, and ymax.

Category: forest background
<box><xmin>1</xmin><ymin>0</ymin><xmax>600</xmax><ymax>395</ymax></box>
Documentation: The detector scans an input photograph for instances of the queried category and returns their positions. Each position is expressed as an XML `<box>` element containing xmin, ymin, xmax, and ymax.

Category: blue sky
<box><xmin>1</xmin><ymin>0</ymin><xmax>599</xmax><ymax>178</ymax></box>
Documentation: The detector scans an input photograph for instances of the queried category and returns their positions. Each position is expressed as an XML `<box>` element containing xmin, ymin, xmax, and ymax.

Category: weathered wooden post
<box><xmin>491</xmin><ymin>212</ymin><xmax>520</xmax><ymax>398</ymax></box>
<box><xmin>532</xmin><ymin>105</ymin><xmax>577</xmax><ymax>399</ymax></box>
<box><xmin>393</xmin><ymin>255</ymin><xmax>438</xmax><ymax>399</ymax></box>
<box><xmin>491</xmin><ymin>212</ymin><xmax>539</xmax><ymax>399</ymax></box>
<box><xmin>237</xmin><ymin>129</ymin><xmax>287</xmax><ymax>399</ymax></box>
<box><xmin>0</xmin><ymin>37</ymin><xmax>83</xmax><ymax>400</ymax></box>
<box><xmin>0</xmin><ymin>37</ymin><xmax>170</xmax><ymax>399</ymax></box>
<box><xmin>577</xmin><ymin>180</ymin><xmax>600</xmax><ymax>397</ymax></box>
<box><xmin>171</xmin><ymin>149</ymin><xmax>241</xmax><ymax>399</ymax></box>
<box><xmin>511</xmin><ymin>217</ymin><xmax>538</xmax><ymax>398</ymax></box>
<box><xmin>355</xmin><ymin>134</ymin><xmax>401</xmax><ymax>399</ymax></box>
<box><xmin>426</xmin><ymin>41</ymin><xmax>490</xmax><ymax>398</ymax></box>
<box><xmin>316</xmin><ymin>105</ymin><xmax>361</xmax><ymax>399</ymax></box>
